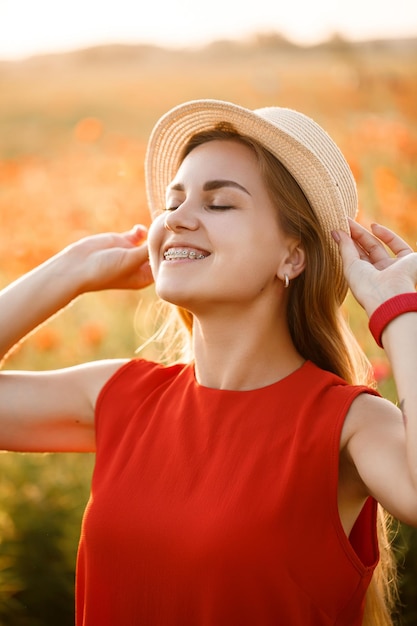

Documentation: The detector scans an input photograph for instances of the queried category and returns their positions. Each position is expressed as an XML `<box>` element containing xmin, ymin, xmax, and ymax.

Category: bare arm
<box><xmin>0</xmin><ymin>225</ymin><xmax>154</xmax><ymax>453</ymax></box>
<box><xmin>0</xmin><ymin>360</ymin><xmax>127</xmax><ymax>452</ymax></box>
<box><xmin>335</xmin><ymin>221</ymin><xmax>417</xmax><ymax>526</ymax></box>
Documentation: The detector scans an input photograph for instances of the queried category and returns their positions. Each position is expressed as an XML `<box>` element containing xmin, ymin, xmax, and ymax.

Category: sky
<box><xmin>0</xmin><ymin>0</ymin><xmax>416</xmax><ymax>60</ymax></box>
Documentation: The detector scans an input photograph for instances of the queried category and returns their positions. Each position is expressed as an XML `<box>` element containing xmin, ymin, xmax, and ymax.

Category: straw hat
<box><xmin>145</xmin><ymin>99</ymin><xmax>358</xmax><ymax>302</ymax></box>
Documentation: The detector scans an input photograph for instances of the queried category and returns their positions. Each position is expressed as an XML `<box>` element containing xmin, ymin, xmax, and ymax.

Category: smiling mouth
<box><xmin>163</xmin><ymin>247</ymin><xmax>209</xmax><ymax>261</ymax></box>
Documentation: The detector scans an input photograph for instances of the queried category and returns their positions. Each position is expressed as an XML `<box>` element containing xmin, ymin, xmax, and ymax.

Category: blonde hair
<box><xmin>166</xmin><ymin>126</ymin><xmax>398</xmax><ymax>625</ymax></box>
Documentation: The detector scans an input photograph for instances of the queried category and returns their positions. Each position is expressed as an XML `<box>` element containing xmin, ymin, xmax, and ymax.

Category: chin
<box><xmin>156</xmin><ymin>285</ymin><xmax>194</xmax><ymax>309</ymax></box>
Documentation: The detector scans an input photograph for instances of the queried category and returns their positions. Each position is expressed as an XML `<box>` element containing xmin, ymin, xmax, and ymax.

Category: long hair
<box><xmin>170</xmin><ymin>126</ymin><xmax>398</xmax><ymax>625</ymax></box>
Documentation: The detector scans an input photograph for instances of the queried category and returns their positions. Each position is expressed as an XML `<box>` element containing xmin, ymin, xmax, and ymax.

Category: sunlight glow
<box><xmin>0</xmin><ymin>0</ymin><xmax>416</xmax><ymax>60</ymax></box>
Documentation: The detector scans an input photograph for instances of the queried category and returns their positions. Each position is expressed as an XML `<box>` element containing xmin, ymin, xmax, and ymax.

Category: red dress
<box><xmin>76</xmin><ymin>359</ymin><xmax>379</xmax><ymax>625</ymax></box>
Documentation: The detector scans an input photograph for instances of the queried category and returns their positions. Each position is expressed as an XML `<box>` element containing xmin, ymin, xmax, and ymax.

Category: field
<box><xmin>0</xmin><ymin>35</ymin><xmax>416</xmax><ymax>624</ymax></box>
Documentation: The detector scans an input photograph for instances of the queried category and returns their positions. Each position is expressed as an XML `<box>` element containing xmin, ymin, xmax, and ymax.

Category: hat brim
<box><xmin>145</xmin><ymin>99</ymin><xmax>358</xmax><ymax>302</ymax></box>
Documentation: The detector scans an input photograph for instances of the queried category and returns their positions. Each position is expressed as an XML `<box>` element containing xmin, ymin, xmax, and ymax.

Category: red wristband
<box><xmin>369</xmin><ymin>293</ymin><xmax>417</xmax><ymax>347</ymax></box>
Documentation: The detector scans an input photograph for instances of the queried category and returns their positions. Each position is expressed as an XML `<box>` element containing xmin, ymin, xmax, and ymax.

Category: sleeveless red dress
<box><xmin>76</xmin><ymin>359</ymin><xmax>379</xmax><ymax>625</ymax></box>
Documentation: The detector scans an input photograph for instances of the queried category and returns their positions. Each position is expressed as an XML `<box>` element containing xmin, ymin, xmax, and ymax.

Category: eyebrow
<box><xmin>169</xmin><ymin>179</ymin><xmax>251</xmax><ymax>195</ymax></box>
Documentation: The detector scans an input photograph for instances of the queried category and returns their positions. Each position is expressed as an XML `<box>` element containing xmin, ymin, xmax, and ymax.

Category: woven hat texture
<box><xmin>145</xmin><ymin>99</ymin><xmax>358</xmax><ymax>302</ymax></box>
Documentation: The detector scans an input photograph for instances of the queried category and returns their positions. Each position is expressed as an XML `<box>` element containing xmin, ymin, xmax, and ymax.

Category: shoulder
<box><xmin>95</xmin><ymin>358</ymin><xmax>190</xmax><ymax>409</ymax></box>
<box><xmin>71</xmin><ymin>358</ymin><xmax>131</xmax><ymax>410</ymax></box>
<box><xmin>339</xmin><ymin>391</ymin><xmax>403</xmax><ymax>496</ymax></box>
<box><xmin>301</xmin><ymin>361</ymin><xmax>378</xmax><ymax>410</ymax></box>
<box><xmin>341</xmin><ymin>391</ymin><xmax>402</xmax><ymax>447</ymax></box>
<box><xmin>339</xmin><ymin>388</ymin><xmax>417</xmax><ymax>524</ymax></box>
<box><xmin>100</xmin><ymin>358</ymin><xmax>188</xmax><ymax>387</ymax></box>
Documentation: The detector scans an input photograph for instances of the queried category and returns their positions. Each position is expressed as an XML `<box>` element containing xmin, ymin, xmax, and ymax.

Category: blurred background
<box><xmin>0</xmin><ymin>1</ymin><xmax>416</xmax><ymax>624</ymax></box>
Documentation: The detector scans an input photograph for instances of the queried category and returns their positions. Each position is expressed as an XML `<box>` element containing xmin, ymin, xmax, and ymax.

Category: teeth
<box><xmin>164</xmin><ymin>248</ymin><xmax>207</xmax><ymax>261</ymax></box>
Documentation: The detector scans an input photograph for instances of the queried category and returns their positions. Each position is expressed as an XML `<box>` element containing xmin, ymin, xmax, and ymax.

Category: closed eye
<box><xmin>164</xmin><ymin>205</ymin><xmax>233</xmax><ymax>212</ymax></box>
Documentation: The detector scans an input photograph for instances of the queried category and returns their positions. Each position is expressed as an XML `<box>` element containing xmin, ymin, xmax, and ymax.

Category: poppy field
<box><xmin>0</xmin><ymin>36</ymin><xmax>416</xmax><ymax>624</ymax></box>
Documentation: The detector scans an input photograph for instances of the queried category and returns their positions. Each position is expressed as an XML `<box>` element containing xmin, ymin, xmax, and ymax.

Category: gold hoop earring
<box><xmin>283</xmin><ymin>274</ymin><xmax>290</xmax><ymax>288</ymax></box>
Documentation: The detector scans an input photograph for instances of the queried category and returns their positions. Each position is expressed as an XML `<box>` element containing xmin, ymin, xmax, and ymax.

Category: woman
<box><xmin>1</xmin><ymin>99</ymin><xmax>416</xmax><ymax>625</ymax></box>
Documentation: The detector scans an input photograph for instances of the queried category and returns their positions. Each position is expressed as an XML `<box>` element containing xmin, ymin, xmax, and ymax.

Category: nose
<box><xmin>164</xmin><ymin>202</ymin><xmax>199</xmax><ymax>232</ymax></box>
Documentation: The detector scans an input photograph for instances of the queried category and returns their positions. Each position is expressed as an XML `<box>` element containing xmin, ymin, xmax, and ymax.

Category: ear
<box><xmin>277</xmin><ymin>243</ymin><xmax>306</xmax><ymax>282</ymax></box>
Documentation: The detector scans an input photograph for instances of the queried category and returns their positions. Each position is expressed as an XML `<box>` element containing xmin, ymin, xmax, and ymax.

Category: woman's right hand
<box><xmin>65</xmin><ymin>224</ymin><xmax>154</xmax><ymax>294</ymax></box>
<box><xmin>0</xmin><ymin>225</ymin><xmax>155</xmax><ymax>453</ymax></box>
<box><xmin>0</xmin><ymin>224</ymin><xmax>154</xmax><ymax>365</ymax></box>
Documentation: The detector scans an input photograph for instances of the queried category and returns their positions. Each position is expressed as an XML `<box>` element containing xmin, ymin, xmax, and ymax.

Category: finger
<box><xmin>126</xmin><ymin>241</ymin><xmax>149</xmax><ymax>265</ymax></box>
<box><xmin>125</xmin><ymin>224</ymin><xmax>148</xmax><ymax>245</ymax></box>
<box><xmin>104</xmin><ymin>226</ymin><xmax>148</xmax><ymax>251</ymax></box>
<box><xmin>370</xmin><ymin>223</ymin><xmax>414</xmax><ymax>257</ymax></box>
<box><xmin>139</xmin><ymin>260</ymin><xmax>154</xmax><ymax>286</ymax></box>
<box><xmin>126</xmin><ymin>253</ymin><xmax>154</xmax><ymax>289</ymax></box>
<box><xmin>348</xmin><ymin>219</ymin><xmax>391</xmax><ymax>264</ymax></box>
<box><xmin>351</xmin><ymin>238</ymin><xmax>372</xmax><ymax>262</ymax></box>
<box><xmin>332</xmin><ymin>229</ymin><xmax>364</xmax><ymax>270</ymax></box>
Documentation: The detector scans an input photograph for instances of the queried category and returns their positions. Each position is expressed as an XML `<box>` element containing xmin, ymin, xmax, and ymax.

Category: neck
<box><xmin>191</xmin><ymin>303</ymin><xmax>304</xmax><ymax>391</ymax></box>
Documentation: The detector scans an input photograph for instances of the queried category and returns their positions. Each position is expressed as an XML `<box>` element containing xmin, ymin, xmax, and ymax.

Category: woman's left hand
<box><xmin>334</xmin><ymin>219</ymin><xmax>417</xmax><ymax>316</ymax></box>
